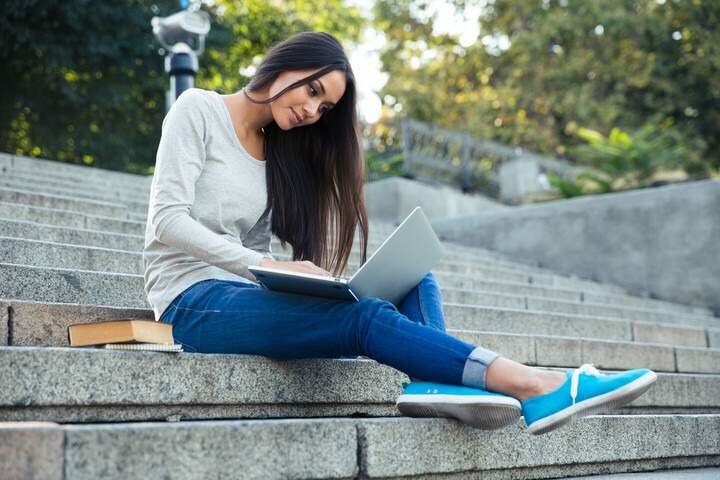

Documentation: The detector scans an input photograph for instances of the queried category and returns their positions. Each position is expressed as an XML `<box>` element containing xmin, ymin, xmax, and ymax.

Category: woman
<box><xmin>143</xmin><ymin>31</ymin><xmax>657</xmax><ymax>435</ymax></box>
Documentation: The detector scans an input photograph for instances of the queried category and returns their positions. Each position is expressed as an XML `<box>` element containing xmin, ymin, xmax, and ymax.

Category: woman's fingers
<box><xmin>266</xmin><ymin>260</ymin><xmax>315</xmax><ymax>275</ymax></box>
<box><xmin>300</xmin><ymin>261</ymin><xmax>330</xmax><ymax>277</ymax></box>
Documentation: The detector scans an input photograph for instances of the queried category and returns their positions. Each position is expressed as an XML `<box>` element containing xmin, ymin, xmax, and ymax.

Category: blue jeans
<box><xmin>160</xmin><ymin>272</ymin><xmax>501</xmax><ymax>389</ymax></box>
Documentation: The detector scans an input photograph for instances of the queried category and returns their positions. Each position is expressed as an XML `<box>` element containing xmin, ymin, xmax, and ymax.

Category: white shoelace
<box><xmin>570</xmin><ymin>363</ymin><xmax>604</xmax><ymax>406</ymax></box>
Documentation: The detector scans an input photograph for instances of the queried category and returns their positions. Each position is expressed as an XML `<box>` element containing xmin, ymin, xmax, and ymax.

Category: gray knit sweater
<box><xmin>143</xmin><ymin>88</ymin><xmax>275</xmax><ymax>321</ymax></box>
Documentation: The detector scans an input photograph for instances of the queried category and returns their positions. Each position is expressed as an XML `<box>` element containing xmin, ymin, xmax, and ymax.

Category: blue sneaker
<box><xmin>396</xmin><ymin>381</ymin><xmax>521</xmax><ymax>430</ymax></box>
<box><xmin>521</xmin><ymin>364</ymin><xmax>658</xmax><ymax>435</ymax></box>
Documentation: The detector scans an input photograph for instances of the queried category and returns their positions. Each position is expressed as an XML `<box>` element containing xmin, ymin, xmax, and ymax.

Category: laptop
<box><xmin>248</xmin><ymin>206</ymin><xmax>444</xmax><ymax>306</ymax></box>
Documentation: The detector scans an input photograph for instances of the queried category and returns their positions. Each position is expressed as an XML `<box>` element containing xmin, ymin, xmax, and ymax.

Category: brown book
<box><xmin>68</xmin><ymin>319</ymin><xmax>173</xmax><ymax>347</ymax></box>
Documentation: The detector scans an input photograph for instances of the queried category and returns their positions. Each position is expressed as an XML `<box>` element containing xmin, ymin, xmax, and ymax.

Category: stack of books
<box><xmin>68</xmin><ymin>319</ymin><xmax>182</xmax><ymax>352</ymax></box>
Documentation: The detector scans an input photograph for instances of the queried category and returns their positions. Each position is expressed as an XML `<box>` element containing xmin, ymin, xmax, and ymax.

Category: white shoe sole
<box><xmin>396</xmin><ymin>393</ymin><xmax>522</xmax><ymax>430</ymax></box>
<box><xmin>525</xmin><ymin>370</ymin><xmax>658</xmax><ymax>435</ymax></box>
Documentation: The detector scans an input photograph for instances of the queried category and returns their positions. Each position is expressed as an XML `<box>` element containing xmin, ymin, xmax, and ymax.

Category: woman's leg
<box><xmin>396</xmin><ymin>272</ymin><xmax>447</xmax><ymax>333</ymax></box>
<box><xmin>395</xmin><ymin>271</ymin><xmax>567</xmax><ymax>397</ymax></box>
<box><xmin>394</xmin><ymin>272</ymin><xmax>445</xmax><ymax>382</ymax></box>
<box><xmin>336</xmin><ymin>271</ymin><xmax>447</xmax><ymax>362</ymax></box>
<box><xmin>162</xmin><ymin>279</ymin><xmax>496</xmax><ymax>389</ymax></box>
<box><xmin>162</xmin><ymin>278</ymin><xmax>566</xmax><ymax>398</ymax></box>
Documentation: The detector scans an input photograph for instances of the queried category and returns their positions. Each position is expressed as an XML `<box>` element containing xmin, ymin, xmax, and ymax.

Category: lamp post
<box><xmin>151</xmin><ymin>1</ymin><xmax>211</xmax><ymax>111</ymax></box>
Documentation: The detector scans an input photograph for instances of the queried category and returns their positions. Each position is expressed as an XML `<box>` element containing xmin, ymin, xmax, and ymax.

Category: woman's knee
<box><xmin>421</xmin><ymin>271</ymin><xmax>438</xmax><ymax>287</ymax></box>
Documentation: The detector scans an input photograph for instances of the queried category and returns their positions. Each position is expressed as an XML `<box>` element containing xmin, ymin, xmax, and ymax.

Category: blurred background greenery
<box><xmin>2</xmin><ymin>0</ymin><xmax>718</xmax><ymax>199</ymax></box>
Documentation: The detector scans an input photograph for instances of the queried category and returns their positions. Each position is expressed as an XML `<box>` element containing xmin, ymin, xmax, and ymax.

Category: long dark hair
<box><xmin>244</xmin><ymin>31</ymin><xmax>368</xmax><ymax>276</ymax></box>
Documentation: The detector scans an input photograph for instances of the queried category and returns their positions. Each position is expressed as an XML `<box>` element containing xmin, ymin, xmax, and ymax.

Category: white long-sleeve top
<box><xmin>143</xmin><ymin>88</ymin><xmax>274</xmax><ymax>321</ymax></box>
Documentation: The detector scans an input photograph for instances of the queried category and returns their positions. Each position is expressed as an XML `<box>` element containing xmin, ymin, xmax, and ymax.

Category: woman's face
<box><xmin>267</xmin><ymin>68</ymin><xmax>347</xmax><ymax>130</ymax></box>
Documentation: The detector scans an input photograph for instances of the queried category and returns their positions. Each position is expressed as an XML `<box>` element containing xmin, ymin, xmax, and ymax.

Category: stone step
<box><xmin>2</xmin><ymin>234</ymin><xmax>717</xmax><ymax>327</ymax></box>
<box><xmin>0</xmin><ymin>263</ymin><xmax>143</xmax><ymax>308</ymax></box>
<box><xmin>0</xmin><ymin>187</ymin><xmax>146</xmax><ymax>222</ymax></box>
<box><xmin>435</xmin><ymin>282</ymin><xmax>720</xmax><ymax>327</ymax></box>
<box><xmin>3</xmin><ymin>215</ymin><xmax>712</xmax><ymax>321</ymax></box>
<box><xmin>442</xmin><ymin>275</ymin><xmax>715</xmax><ymax>318</ymax></box>
<box><xmin>0</xmin><ymin>170</ymin><xmax>151</xmax><ymax>203</ymax></box>
<box><xmin>2</xmin><ymin>220</ymin><xmax>712</xmax><ymax>326</ymax></box>
<box><xmin>356</xmin><ymin>415</ymin><xmax>720</xmax><ymax>479</ymax></box>
<box><xmin>442</xmin><ymin>288</ymin><xmax>720</xmax><ymax>327</ymax></box>
<box><xmin>0</xmin><ymin>232</ymin><xmax>512</xmax><ymax>276</ymax></box>
<box><xmin>0</xmin><ymin>236</ymin><xmax>658</xmax><ymax>301</ymax></box>
<box><xmin>560</xmin><ymin>467</ymin><xmax>720</xmax><ymax>480</ymax></box>
<box><xmin>3</xmin><ymin>194</ymin><xmax>686</xmax><ymax>304</ymax></box>
<box><xmin>0</xmin><ymin>236</ymin><xmax>142</xmax><ymax>274</ymax></box>
<box><xmin>0</xmin><ymin>207</ymin><xmax>508</xmax><ymax>262</ymax></box>
<box><xmin>580</xmin><ymin>289</ymin><xmax>716</xmax><ymax>317</ymax></box>
<box><xmin>2</xmin><ymin>211</ymin><xmax>714</xmax><ymax>319</ymax></box>
<box><xmin>0</xmin><ymin>182</ymin><xmax>515</xmax><ymax>263</ymax></box>
<box><xmin>262</xmin><ymin>249</ymin><xmax>696</xmax><ymax>316</ymax></box>
<box><xmin>0</xmin><ymin>192</ymin><xmax>581</xmax><ymax>274</ymax></box>
<box><xmin>1</xmin><ymin>415</ymin><xmax>718</xmax><ymax>479</ymax></box>
<box><xmin>0</xmin><ymin>153</ymin><xmax>152</xmax><ymax>189</ymax></box>
<box><xmin>3</xmin><ymin>155</ymin><xmax>713</xmax><ymax>313</ymax></box>
<box><xmin>0</xmin><ymin>166</ymin><xmax>150</xmax><ymax>200</ymax></box>
<box><xmin>0</xmin><ymin>175</ymin><xmax>149</xmax><ymax>211</ymax></box>
<box><xmin>0</xmin><ymin>202</ymin><xmax>145</xmax><ymax>235</ymax></box>
<box><xmin>1</xmin><ymin>263</ymin><xmax>717</xmax><ymax>346</ymax></box>
<box><xmin>3</xmin><ymin>260</ymin><xmax>718</xmax><ymax>343</ymax></box>
<box><xmin>0</xmin><ymin>197</ymin><xmax>540</xmax><ymax>273</ymax></box>
<box><xmin>3</xmin><ymin>290</ymin><xmax>719</xmax><ymax>354</ymax></box>
<box><xmin>275</xmin><ymin>247</ymin><xmax>635</xmax><ymax>294</ymax></box>
<box><xmin>4</xmin><ymin>156</ymin><xmax>716</xmax><ymax>480</ymax></box>
<box><xmin>3</xmin><ymin>298</ymin><xmax>717</xmax><ymax>367</ymax></box>
<box><xmin>1</xmin><ymin>346</ymin><xmax>719</xmax><ymax>423</ymax></box>
<box><xmin>0</xmin><ymin>217</ymin><xmax>145</xmax><ymax>251</ymax></box>
<box><xmin>452</xmin><ymin>330</ymin><xmax>719</xmax><ymax>373</ymax></box>
<box><xmin>0</xmin><ymin>209</ymin><xmax>417</xmax><ymax>258</ymax></box>
<box><xmin>0</xmin><ymin>217</ymin><xmax>541</xmax><ymax>271</ymax></box>
<box><xmin>287</xmin><ymin>239</ymin><xmax>559</xmax><ymax>273</ymax></box>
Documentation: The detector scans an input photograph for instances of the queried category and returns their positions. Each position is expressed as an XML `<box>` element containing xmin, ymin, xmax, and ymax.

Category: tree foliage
<box><xmin>373</xmin><ymin>0</ymin><xmax>720</xmax><ymax>181</ymax></box>
<box><xmin>1</xmin><ymin>0</ymin><xmax>364</xmax><ymax>174</ymax></box>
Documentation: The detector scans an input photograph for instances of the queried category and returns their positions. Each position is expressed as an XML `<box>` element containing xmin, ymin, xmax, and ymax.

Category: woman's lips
<box><xmin>290</xmin><ymin>108</ymin><xmax>302</xmax><ymax>124</ymax></box>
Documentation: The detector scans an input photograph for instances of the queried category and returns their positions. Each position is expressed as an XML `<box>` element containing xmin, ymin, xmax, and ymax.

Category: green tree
<box><xmin>549</xmin><ymin>117</ymin><xmax>706</xmax><ymax>197</ymax></box>
<box><xmin>373</xmin><ymin>0</ymin><xmax>720</xmax><ymax>181</ymax></box>
<box><xmin>1</xmin><ymin>0</ymin><xmax>364</xmax><ymax>174</ymax></box>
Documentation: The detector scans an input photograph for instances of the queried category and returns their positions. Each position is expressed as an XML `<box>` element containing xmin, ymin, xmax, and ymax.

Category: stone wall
<box><xmin>432</xmin><ymin>180</ymin><xmax>720</xmax><ymax>313</ymax></box>
<box><xmin>364</xmin><ymin>176</ymin><xmax>506</xmax><ymax>224</ymax></box>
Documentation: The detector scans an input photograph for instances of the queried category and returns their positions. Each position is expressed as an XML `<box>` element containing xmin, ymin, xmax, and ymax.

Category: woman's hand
<box><xmin>258</xmin><ymin>257</ymin><xmax>333</xmax><ymax>277</ymax></box>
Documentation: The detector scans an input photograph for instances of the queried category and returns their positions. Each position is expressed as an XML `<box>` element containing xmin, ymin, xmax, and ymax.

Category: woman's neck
<box><xmin>226</xmin><ymin>87</ymin><xmax>274</xmax><ymax>135</ymax></box>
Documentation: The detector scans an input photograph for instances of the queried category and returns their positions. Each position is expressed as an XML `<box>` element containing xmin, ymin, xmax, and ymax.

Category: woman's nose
<box><xmin>303</xmin><ymin>100</ymin><xmax>321</xmax><ymax>117</ymax></box>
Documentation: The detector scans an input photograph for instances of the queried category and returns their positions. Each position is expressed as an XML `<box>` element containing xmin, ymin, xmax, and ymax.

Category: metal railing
<box><xmin>394</xmin><ymin>117</ymin><xmax>586</xmax><ymax>201</ymax></box>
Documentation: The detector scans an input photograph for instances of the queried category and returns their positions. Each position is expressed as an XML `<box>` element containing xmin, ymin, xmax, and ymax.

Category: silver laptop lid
<box><xmin>349</xmin><ymin>206</ymin><xmax>444</xmax><ymax>305</ymax></box>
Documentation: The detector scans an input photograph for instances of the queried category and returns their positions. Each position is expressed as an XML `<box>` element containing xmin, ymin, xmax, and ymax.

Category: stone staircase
<box><xmin>1</xmin><ymin>152</ymin><xmax>719</xmax><ymax>479</ymax></box>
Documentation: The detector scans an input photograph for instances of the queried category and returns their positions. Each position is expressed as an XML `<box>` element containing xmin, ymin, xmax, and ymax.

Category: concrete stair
<box><xmin>3</xmin><ymin>416</ymin><xmax>720</xmax><ymax>480</ymax></box>
<box><xmin>561</xmin><ymin>468</ymin><xmax>720</xmax><ymax>480</ymax></box>
<box><xmin>1</xmin><ymin>152</ymin><xmax>718</xmax><ymax>479</ymax></box>
<box><xmin>1</xmin><ymin>346</ymin><xmax>719</xmax><ymax>423</ymax></box>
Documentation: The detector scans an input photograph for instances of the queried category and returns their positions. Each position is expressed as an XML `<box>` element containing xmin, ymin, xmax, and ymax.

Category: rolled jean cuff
<box><xmin>461</xmin><ymin>346</ymin><xmax>501</xmax><ymax>390</ymax></box>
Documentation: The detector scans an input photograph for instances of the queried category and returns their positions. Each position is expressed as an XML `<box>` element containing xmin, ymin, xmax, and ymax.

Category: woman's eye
<box><xmin>309</xmin><ymin>86</ymin><xmax>317</xmax><ymax>97</ymax></box>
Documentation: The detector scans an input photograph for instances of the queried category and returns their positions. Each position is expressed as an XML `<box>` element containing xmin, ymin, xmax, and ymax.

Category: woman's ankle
<box><xmin>518</xmin><ymin>370</ymin><xmax>567</xmax><ymax>400</ymax></box>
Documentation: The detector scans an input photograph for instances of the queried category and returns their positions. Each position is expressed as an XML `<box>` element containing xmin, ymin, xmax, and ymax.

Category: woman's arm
<box><xmin>147</xmin><ymin>89</ymin><xmax>266</xmax><ymax>277</ymax></box>
<box><xmin>241</xmin><ymin>206</ymin><xmax>275</xmax><ymax>262</ymax></box>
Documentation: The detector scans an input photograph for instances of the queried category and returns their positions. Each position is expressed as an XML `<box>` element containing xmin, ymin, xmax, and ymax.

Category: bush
<box><xmin>550</xmin><ymin>118</ymin><xmax>706</xmax><ymax>198</ymax></box>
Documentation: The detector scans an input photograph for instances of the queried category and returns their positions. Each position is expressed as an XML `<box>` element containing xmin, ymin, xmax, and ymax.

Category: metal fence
<box><xmin>387</xmin><ymin>117</ymin><xmax>584</xmax><ymax>201</ymax></box>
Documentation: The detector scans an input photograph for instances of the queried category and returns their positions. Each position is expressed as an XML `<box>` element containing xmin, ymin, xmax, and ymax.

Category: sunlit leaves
<box><xmin>373</xmin><ymin>0</ymin><xmax>720</xmax><ymax>179</ymax></box>
<box><xmin>1</xmin><ymin>0</ymin><xmax>364</xmax><ymax>174</ymax></box>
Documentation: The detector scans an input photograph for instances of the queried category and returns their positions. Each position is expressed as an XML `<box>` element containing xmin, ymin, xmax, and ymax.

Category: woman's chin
<box><xmin>277</xmin><ymin>120</ymin><xmax>294</xmax><ymax>131</ymax></box>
